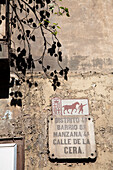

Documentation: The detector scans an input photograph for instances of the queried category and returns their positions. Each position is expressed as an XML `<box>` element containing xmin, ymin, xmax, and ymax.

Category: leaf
<box><xmin>49</xmin><ymin>5</ymin><xmax>54</xmax><ymax>11</ymax></box>
<box><xmin>53</xmin><ymin>84</ymin><xmax>56</xmax><ymax>91</ymax></box>
<box><xmin>29</xmin><ymin>0</ymin><xmax>32</xmax><ymax>4</ymax></box>
<box><xmin>29</xmin><ymin>82</ymin><xmax>32</xmax><ymax>88</ymax></box>
<box><xmin>39</xmin><ymin>60</ymin><xmax>42</xmax><ymax>64</ymax></box>
<box><xmin>36</xmin><ymin>0</ymin><xmax>39</xmax><ymax>3</ymax></box>
<box><xmin>64</xmin><ymin>75</ymin><xmax>68</xmax><ymax>80</ymax></box>
<box><xmin>34</xmin><ymin>82</ymin><xmax>38</xmax><ymax>87</ymax></box>
<box><xmin>17</xmin><ymin>47</ymin><xmax>21</xmax><ymax>52</ymax></box>
<box><xmin>46</xmin><ymin>0</ymin><xmax>50</xmax><ymax>4</ymax></box>
<box><xmin>54</xmin><ymin>75</ymin><xmax>58</xmax><ymax>81</ymax></box>
<box><xmin>41</xmin><ymin>2</ymin><xmax>45</xmax><ymax>8</ymax></box>
<box><xmin>57</xmin><ymin>26</ymin><xmax>61</xmax><ymax>29</ymax></box>
<box><xmin>26</xmin><ymin>30</ymin><xmax>30</xmax><ymax>37</ymax></box>
<box><xmin>44</xmin><ymin>19</ymin><xmax>50</xmax><ymax>27</ymax></box>
<box><xmin>10</xmin><ymin>92</ymin><xmax>14</xmax><ymax>96</ymax></box>
<box><xmin>17</xmin><ymin>34</ymin><xmax>21</xmax><ymax>40</ymax></box>
<box><xmin>29</xmin><ymin>18</ymin><xmax>33</xmax><ymax>23</ymax></box>
<box><xmin>57</xmin><ymin>42</ymin><xmax>61</xmax><ymax>47</ymax></box>
<box><xmin>33</xmin><ymin>23</ymin><xmax>37</xmax><ymax>28</ymax></box>
<box><xmin>31</xmin><ymin>35</ymin><xmax>35</xmax><ymax>41</ymax></box>
<box><xmin>53</xmin><ymin>23</ymin><xmax>58</xmax><ymax>25</ymax></box>
<box><xmin>59</xmin><ymin>70</ymin><xmax>63</xmax><ymax>76</ymax></box>
<box><xmin>59</xmin><ymin>12</ymin><xmax>62</xmax><ymax>15</ymax></box>
<box><xmin>36</xmin><ymin>5</ymin><xmax>39</xmax><ymax>9</ymax></box>
<box><xmin>57</xmin><ymin>82</ymin><xmax>60</xmax><ymax>87</ymax></box>
<box><xmin>22</xmin><ymin>35</ymin><xmax>25</xmax><ymax>40</ymax></box>
<box><xmin>54</xmin><ymin>54</ymin><xmax>58</xmax><ymax>57</ymax></box>
<box><xmin>15</xmin><ymin>91</ymin><xmax>18</xmax><ymax>98</ymax></box>
<box><xmin>10</xmin><ymin>52</ymin><xmax>17</xmax><ymax>59</ymax></box>
<box><xmin>18</xmin><ymin>91</ymin><xmax>22</xmax><ymax>97</ymax></box>
<box><xmin>66</xmin><ymin>12</ymin><xmax>70</xmax><ymax>17</ymax></box>
<box><xmin>58</xmin><ymin>51</ymin><xmax>62</xmax><ymax>62</ymax></box>
<box><xmin>44</xmin><ymin>19</ymin><xmax>50</xmax><ymax>23</ymax></box>
<box><xmin>20</xmin><ymin>8</ymin><xmax>22</xmax><ymax>13</ymax></box>
<box><xmin>21</xmin><ymin>48</ymin><xmax>26</xmax><ymax>56</ymax></box>
<box><xmin>65</xmin><ymin>8</ymin><xmax>69</xmax><ymax>12</ymax></box>
<box><xmin>50</xmin><ymin>72</ymin><xmax>54</xmax><ymax>77</ymax></box>
<box><xmin>40</xmin><ymin>10</ymin><xmax>44</xmax><ymax>16</ymax></box>
<box><xmin>54</xmin><ymin>70</ymin><xmax>57</xmax><ymax>74</ymax></box>
<box><xmin>60</xmin><ymin>7</ymin><xmax>64</xmax><ymax>10</ymax></box>
<box><xmin>52</xmin><ymin>26</ymin><xmax>55</xmax><ymax>29</ymax></box>
<box><xmin>16</xmin><ymin>80</ymin><xmax>21</xmax><ymax>86</ymax></box>
<box><xmin>32</xmin><ymin>6</ymin><xmax>35</xmax><ymax>12</ymax></box>
<box><xmin>46</xmin><ymin>11</ymin><xmax>50</xmax><ymax>18</ymax></box>
<box><xmin>53</xmin><ymin>31</ymin><xmax>57</xmax><ymax>36</ymax></box>
<box><xmin>20</xmin><ymin>4</ymin><xmax>23</xmax><ymax>9</ymax></box>
<box><xmin>66</xmin><ymin>67</ymin><xmax>69</xmax><ymax>72</ymax></box>
<box><xmin>47</xmin><ymin>65</ymin><xmax>50</xmax><ymax>70</ymax></box>
<box><xmin>17</xmin><ymin>99</ymin><xmax>22</xmax><ymax>107</ymax></box>
<box><xmin>26</xmin><ymin>80</ymin><xmax>29</xmax><ymax>84</ymax></box>
<box><xmin>10</xmin><ymin>98</ymin><xmax>16</xmax><ymax>107</ymax></box>
<box><xmin>43</xmin><ymin>68</ymin><xmax>47</xmax><ymax>72</ymax></box>
<box><xmin>59</xmin><ymin>56</ymin><xmax>62</xmax><ymax>62</ymax></box>
<box><xmin>1</xmin><ymin>15</ymin><xmax>5</xmax><ymax>20</ymax></box>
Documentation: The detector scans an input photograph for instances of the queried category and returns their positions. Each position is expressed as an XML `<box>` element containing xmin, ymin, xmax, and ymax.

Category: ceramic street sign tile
<box><xmin>52</xmin><ymin>98</ymin><xmax>89</xmax><ymax>115</ymax></box>
<box><xmin>48</xmin><ymin>115</ymin><xmax>96</xmax><ymax>159</ymax></box>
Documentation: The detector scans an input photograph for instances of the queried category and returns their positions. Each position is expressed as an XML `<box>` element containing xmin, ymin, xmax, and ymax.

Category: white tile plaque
<box><xmin>52</xmin><ymin>98</ymin><xmax>89</xmax><ymax>115</ymax></box>
<box><xmin>48</xmin><ymin>115</ymin><xmax>96</xmax><ymax>159</ymax></box>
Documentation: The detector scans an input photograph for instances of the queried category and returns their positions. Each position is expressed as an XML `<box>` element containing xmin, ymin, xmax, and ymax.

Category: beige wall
<box><xmin>0</xmin><ymin>0</ymin><xmax>113</xmax><ymax>169</ymax></box>
<box><xmin>0</xmin><ymin>72</ymin><xmax>113</xmax><ymax>169</ymax></box>
<box><xmin>54</xmin><ymin>0</ymin><xmax>113</xmax><ymax>72</ymax></box>
<box><xmin>12</xmin><ymin>0</ymin><xmax>113</xmax><ymax>72</ymax></box>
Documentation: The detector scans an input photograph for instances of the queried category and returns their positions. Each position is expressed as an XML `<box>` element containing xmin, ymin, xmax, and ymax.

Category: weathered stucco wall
<box><xmin>0</xmin><ymin>72</ymin><xmax>113</xmax><ymax>169</ymax></box>
<box><xmin>1</xmin><ymin>0</ymin><xmax>113</xmax><ymax>169</ymax></box>
<box><xmin>56</xmin><ymin>0</ymin><xmax>113</xmax><ymax>72</ymax></box>
<box><xmin>11</xmin><ymin>0</ymin><xmax>113</xmax><ymax>72</ymax></box>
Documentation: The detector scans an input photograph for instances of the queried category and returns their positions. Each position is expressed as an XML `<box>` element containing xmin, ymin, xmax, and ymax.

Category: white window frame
<box><xmin>0</xmin><ymin>143</ymin><xmax>17</xmax><ymax>170</ymax></box>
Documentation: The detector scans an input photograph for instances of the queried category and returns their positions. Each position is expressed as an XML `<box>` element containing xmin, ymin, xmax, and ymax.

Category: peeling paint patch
<box><xmin>2</xmin><ymin>110</ymin><xmax>12</xmax><ymax>120</ymax></box>
<box><xmin>69</xmin><ymin>55</ymin><xmax>88</xmax><ymax>70</ymax></box>
<box><xmin>93</xmin><ymin>58</ymin><xmax>104</xmax><ymax>69</ymax></box>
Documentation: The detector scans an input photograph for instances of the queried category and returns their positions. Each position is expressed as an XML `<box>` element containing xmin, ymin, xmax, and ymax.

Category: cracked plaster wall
<box><xmin>1</xmin><ymin>0</ymin><xmax>113</xmax><ymax>169</ymax></box>
<box><xmin>11</xmin><ymin>0</ymin><xmax>113</xmax><ymax>72</ymax></box>
<box><xmin>0</xmin><ymin>72</ymin><xmax>113</xmax><ymax>170</ymax></box>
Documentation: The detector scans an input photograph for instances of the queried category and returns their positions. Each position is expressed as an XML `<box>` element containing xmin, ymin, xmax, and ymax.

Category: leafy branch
<box><xmin>0</xmin><ymin>0</ymin><xmax>70</xmax><ymax>106</ymax></box>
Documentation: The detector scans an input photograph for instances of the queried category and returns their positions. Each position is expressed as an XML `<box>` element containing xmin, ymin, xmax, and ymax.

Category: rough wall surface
<box><xmin>1</xmin><ymin>0</ymin><xmax>113</xmax><ymax>169</ymax></box>
<box><xmin>56</xmin><ymin>0</ymin><xmax>113</xmax><ymax>72</ymax></box>
<box><xmin>0</xmin><ymin>72</ymin><xmax>113</xmax><ymax>170</ymax></box>
<box><xmin>11</xmin><ymin>0</ymin><xmax>113</xmax><ymax>72</ymax></box>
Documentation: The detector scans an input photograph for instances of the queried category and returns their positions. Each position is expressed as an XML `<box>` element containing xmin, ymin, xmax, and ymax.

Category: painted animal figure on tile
<box><xmin>63</xmin><ymin>102</ymin><xmax>79</xmax><ymax>114</ymax></box>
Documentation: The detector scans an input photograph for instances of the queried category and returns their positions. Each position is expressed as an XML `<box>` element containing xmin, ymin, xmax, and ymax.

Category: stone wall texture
<box><xmin>0</xmin><ymin>0</ymin><xmax>113</xmax><ymax>169</ymax></box>
<box><xmin>0</xmin><ymin>72</ymin><xmax>113</xmax><ymax>170</ymax></box>
<box><xmin>11</xmin><ymin>0</ymin><xmax>113</xmax><ymax>72</ymax></box>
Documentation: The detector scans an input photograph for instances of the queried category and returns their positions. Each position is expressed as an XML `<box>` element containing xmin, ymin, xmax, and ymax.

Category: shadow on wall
<box><xmin>49</xmin><ymin>157</ymin><xmax>97</xmax><ymax>164</ymax></box>
<box><xmin>69</xmin><ymin>55</ymin><xmax>88</xmax><ymax>71</ymax></box>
